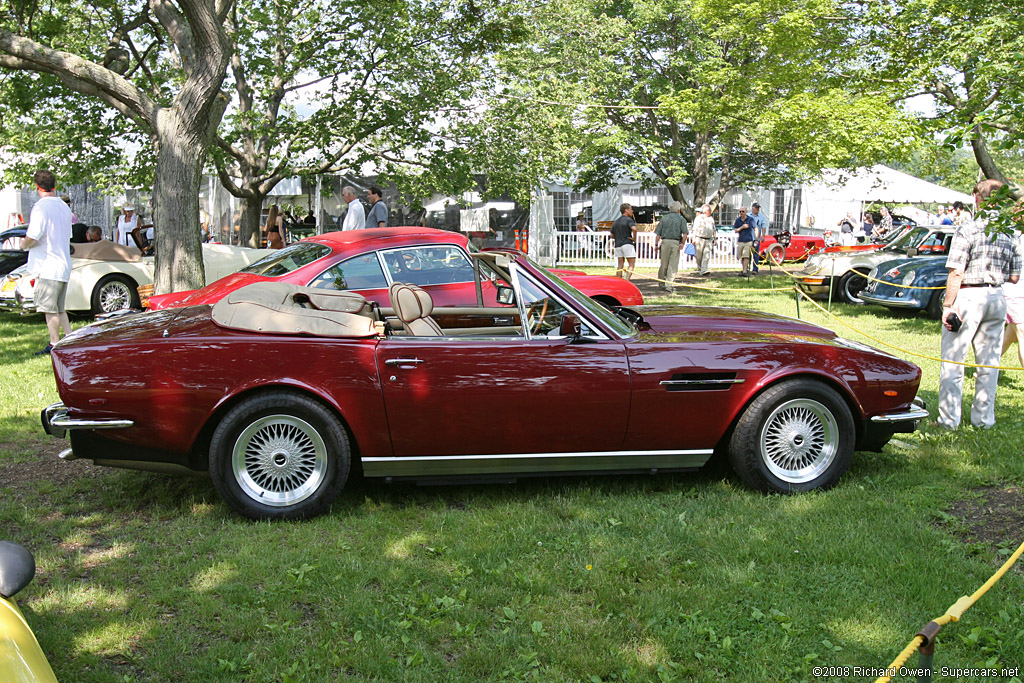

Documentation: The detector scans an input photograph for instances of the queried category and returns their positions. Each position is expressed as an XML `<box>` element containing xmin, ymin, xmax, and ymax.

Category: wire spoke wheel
<box><xmin>759</xmin><ymin>398</ymin><xmax>839</xmax><ymax>484</ymax></box>
<box><xmin>99</xmin><ymin>280</ymin><xmax>132</xmax><ymax>312</ymax></box>
<box><xmin>231</xmin><ymin>414</ymin><xmax>328</xmax><ymax>507</ymax></box>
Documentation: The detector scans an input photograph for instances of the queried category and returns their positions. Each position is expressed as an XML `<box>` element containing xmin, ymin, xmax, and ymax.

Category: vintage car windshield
<box><xmin>885</xmin><ymin>227</ymin><xmax>933</xmax><ymax>253</ymax></box>
<box><xmin>241</xmin><ymin>243</ymin><xmax>332</xmax><ymax>277</ymax></box>
<box><xmin>526</xmin><ymin>259</ymin><xmax>636</xmax><ymax>338</ymax></box>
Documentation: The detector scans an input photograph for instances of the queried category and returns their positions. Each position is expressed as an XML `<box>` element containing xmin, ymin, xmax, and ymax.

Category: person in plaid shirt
<box><xmin>937</xmin><ymin>179</ymin><xmax>1022</xmax><ymax>430</ymax></box>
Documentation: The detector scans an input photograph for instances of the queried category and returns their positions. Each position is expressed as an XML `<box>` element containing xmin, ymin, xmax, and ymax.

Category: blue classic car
<box><xmin>860</xmin><ymin>255</ymin><xmax>947</xmax><ymax>319</ymax></box>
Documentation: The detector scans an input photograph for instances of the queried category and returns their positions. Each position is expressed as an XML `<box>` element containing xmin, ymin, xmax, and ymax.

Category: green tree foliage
<box><xmin>215</xmin><ymin>0</ymin><xmax>524</xmax><ymax>245</ymax></box>
<box><xmin>862</xmin><ymin>0</ymin><xmax>1024</xmax><ymax>193</ymax></box>
<box><xmin>0</xmin><ymin>0</ymin><xmax>234</xmax><ymax>293</ymax></box>
<box><xmin>485</xmin><ymin>0</ymin><xmax>916</xmax><ymax>218</ymax></box>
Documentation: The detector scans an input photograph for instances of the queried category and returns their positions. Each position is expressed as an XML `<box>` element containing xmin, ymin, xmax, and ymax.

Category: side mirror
<box><xmin>906</xmin><ymin>247</ymin><xmax>918</xmax><ymax>257</ymax></box>
<box><xmin>559</xmin><ymin>313</ymin><xmax>583</xmax><ymax>339</ymax></box>
<box><xmin>496</xmin><ymin>285</ymin><xmax>515</xmax><ymax>305</ymax></box>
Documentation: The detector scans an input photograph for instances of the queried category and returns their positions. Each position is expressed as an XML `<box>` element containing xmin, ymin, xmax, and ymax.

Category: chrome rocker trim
<box><xmin>42</xmin><ymin>402</ymin><xmax>134</xmax><ymax>440</ymax></box>
<box><xmin>362</xmin><ymin>449</ymin><xmax>714</xmax><ymax>478</ymax></box>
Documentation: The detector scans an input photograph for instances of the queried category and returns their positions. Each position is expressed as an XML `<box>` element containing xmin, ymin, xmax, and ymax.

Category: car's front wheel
<box><xmin>837</xmin><ymin>269</ymin><xmax>869</xmax><ymax>304</ymax></box>
<box><xmin>209</xmin><ymin>391</ymin><xmax>350</xmax><ymax>520</ymax></box>
<box><xmin>728</xmin><ymin>379</ymin><xmax>854</xmax><ymax>493</ymax></box>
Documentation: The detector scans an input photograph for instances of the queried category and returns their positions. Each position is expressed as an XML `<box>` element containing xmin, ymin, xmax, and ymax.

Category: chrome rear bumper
<box><xmin>41</xmin><ymin>402</ymin><xmax>134</xmax><ymax>440</ymax></box>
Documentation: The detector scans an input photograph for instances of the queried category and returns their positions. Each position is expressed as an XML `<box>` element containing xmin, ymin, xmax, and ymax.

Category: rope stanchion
<box><xmin>794</xmin><ymin>288</ymin><xmax>1024</xmax><ymax>371</ymax></box>
<box><xmin>875</xmin><ymin>537</ymin><xmax>1024</xmax><ymax>683</ymax></box>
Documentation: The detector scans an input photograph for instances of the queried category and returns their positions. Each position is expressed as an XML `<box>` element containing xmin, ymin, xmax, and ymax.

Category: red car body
<box><xmin>42</xmin><ymin>249</ymin><xmax>925</xmax><ymax>520</ymax></box>
<box><xmin>147</xmin><ymin>227</ymin><xmax>643</xmax><ymax>311</ymax></box>
<box><xmin>758</xmin><ymin>234</ymin><xmax>825</xmax><ymax>263</ymax></box>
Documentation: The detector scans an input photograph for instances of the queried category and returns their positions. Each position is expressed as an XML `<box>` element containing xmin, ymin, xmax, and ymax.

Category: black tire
<box><xmin>926</xmin><ymin>290</ymin><xmax>944</xmax><ymax>320</ymax></box>
<box><xmin>728</xmin><ymin>378</ymin><xmax>855</xmax><ymax>493</ymax></box>
<box><xmin>91</xmin><ymin>274</ymin><xmax>140</xmax><ymax>315</ymax></box>
<box><xmin>209</xmin><ymin>391</ymin><xmax>350</xmax><ymax>520</ymax></box>
<box><xmin>837</xmin><ymin>269</ymin><xmax>869</xmax><ymax>304</ymax></box>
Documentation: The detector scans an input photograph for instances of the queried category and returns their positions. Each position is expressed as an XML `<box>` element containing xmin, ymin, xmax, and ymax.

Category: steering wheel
<box><xmin>525</xmin><ymin>299</ymin><xmax>549</xmax><ymax>335</ymax></box>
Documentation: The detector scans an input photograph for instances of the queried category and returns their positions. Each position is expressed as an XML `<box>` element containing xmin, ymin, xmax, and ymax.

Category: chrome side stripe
<box><xmin>364</xmin><ymin>449</ymin><xmax>713</xmax><ymax>463</ymax></box>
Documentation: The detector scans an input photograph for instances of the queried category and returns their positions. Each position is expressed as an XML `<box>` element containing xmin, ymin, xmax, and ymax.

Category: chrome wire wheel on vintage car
<box><xmin>728</xmin><ymin>378</ymin><xmax>854</xmax><ymax>493</ymax></box>
<box><xmin>209</xmin><ymin>391</ymin><xmax>350</xmax><ymax>520</ymax></box>
<box><xmin>91</xmin><ymin>274</ymin><xmax>140</xmax><ymax>315</ymax></box>
<box><xmin>758</xmin><ymin>398</ymin><xmax>838</xmax><ymax>484</ymax></box>
<box><xmin>232</xmin><ymin>414</ymin><xmax>327</xmax><ymax>507</ymax></box>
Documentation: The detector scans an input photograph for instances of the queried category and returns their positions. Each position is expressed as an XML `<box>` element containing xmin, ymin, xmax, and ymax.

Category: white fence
<box><xmin>554</xmin><ymin>230</ymin><xmax>741</xmax><ymax>269</ymax></box>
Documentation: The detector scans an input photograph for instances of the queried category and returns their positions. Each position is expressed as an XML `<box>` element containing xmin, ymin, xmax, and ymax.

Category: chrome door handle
<box><xmin>384</xmin><ymin>358</ymin><xmax>424</xmax><ymax>366</ymax></box>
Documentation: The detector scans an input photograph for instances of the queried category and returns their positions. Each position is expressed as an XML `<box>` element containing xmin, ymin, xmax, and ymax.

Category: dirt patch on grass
<box><xmin>946</xmin><ymin>485</ymin><xmax>1024</xmax><ymax>560</ymax></box>
<box><xmin>0</xmin><ymin>437</ymin><xmax>112</xmax><ymax>493</ymax></box>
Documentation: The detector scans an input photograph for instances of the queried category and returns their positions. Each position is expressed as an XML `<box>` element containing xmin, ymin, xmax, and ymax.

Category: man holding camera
<box><xmin>937</xmin><ymin>179</ymin><xmax>1021</xmax><ymax>430</ymax></box>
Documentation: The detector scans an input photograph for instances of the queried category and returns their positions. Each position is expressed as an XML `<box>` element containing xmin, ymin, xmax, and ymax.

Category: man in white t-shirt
<box><xmin>341</xmin><ymin>186</ymin><xmax>365</xmax><ymax>231</ymax></box>
<box><xmin>22</xmin><ymin>170</ymin><xmax>73</xmax><ymax>354</ymax></box>
<box><xmin>116</xmin><ymin>204</ymin><xmax>139</xmax><ymax>246</ymax></box>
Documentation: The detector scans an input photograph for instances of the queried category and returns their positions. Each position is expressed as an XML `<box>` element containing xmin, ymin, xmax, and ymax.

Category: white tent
<box><xmin>819</xmin><ymin>165</ymin><xmax>972</xmax><ymax>205</ymax></box>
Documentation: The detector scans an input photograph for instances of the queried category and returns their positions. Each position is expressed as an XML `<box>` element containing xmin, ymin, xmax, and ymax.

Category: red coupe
<box><xmin>147</xmin><ymin>227</ymin><xmax>643</xmax><ymax>311</ymax></box>
<box><xmin>42</xmin><ymin>248</ymin><xmax>926</xmax><ymax>520</ymax></box>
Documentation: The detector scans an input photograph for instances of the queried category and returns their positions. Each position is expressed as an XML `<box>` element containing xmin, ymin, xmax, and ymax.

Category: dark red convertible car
<box><xmin>147</xmin><ymin>227</ymin><xmax>643</xmax><ymax>311</ymax></box>
<box><xmin>41</xmin><ymin>249</ymin><xmax>927</xmax><ymax>520</ymax></box>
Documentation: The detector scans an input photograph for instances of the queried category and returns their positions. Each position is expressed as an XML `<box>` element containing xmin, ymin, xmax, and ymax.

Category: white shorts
<box><xmin>614</xmin><ymin>244</ymin><xmax>637</xmax><ymax>259</ymax></box>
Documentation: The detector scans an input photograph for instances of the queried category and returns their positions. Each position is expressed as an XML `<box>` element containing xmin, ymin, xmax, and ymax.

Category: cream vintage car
<box><xmin>1</xmin><ymin>240</ymin><xmax>273</xmax><ymax>316</ymax></box>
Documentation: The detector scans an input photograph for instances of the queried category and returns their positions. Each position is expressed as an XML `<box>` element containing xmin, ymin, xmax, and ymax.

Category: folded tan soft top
<box><xmin>70</xmin><ymin>239</ymin><xmax>143</xmax><ymax>262</ymax></box>
<box><xmin>210</xmin><ymin>282</ymin><xmax>378</xmax><ymax>338</ymax></box>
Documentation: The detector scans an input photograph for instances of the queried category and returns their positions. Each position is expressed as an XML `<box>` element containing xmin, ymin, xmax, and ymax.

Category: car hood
<box><xmin>635</xmin><ymin>305</ymin><xmax>837</xmax><ymax>343</ymax></box>
<box><xmin>147</xmin><ymin>273</ymin><xmax>269</xmax><ymax>310</ymax></box>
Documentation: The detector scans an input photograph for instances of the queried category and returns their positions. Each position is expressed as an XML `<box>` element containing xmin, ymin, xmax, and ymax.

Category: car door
<box><xmin>371</xmin><ymin>266</ymin><xmax>632</xmax><ymax>475</ymax></box>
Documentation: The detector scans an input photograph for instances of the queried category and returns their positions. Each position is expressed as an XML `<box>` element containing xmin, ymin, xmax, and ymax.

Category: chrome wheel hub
<box><xmin>760</xmin><ymin>398</ymin><xmax>838</xmax><ymax>484</ymax></box>
<box><xmin>232</xmin><ymin>415</ymin><xmax>327</xmax><ymax>506</ymax></box>
<box><xmin>100</xmin><ymin>282</ymin><xmax>131</xmax><ymax>311</ymax></box>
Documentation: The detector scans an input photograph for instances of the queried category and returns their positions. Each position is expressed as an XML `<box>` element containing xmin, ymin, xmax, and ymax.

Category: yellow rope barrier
<box><xmin>794</xmin><ymin>288</ymin><xmax>1024</xmax><ymax>371</ymax></box>
<box><xmin>875</xmin><ymin>537</ymin><xmax>1024</xmax><ymax>683</ymax></box>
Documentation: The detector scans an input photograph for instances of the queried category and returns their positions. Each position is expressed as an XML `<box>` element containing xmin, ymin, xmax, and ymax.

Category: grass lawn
<box><xmin>1</xmin><ymin>268</ymin><xmax>1023</xmax><ymax>683</ymax></box>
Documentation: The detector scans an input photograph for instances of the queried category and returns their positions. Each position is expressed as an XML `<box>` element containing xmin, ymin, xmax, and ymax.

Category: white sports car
<box><xmin>0</xmin><ymin>240</ymin><xmax>272</xmax><ymax>316</ymax></box>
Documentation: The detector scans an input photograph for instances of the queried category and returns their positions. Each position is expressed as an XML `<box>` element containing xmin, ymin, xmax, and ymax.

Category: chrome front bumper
<box><xmin>41</xmin><ymin>402</ymin><xmax>134</xmax><ymax>440</ymax></box>
<box><xmin>870</xmin><ymin>398</ymin><xmax>929</xmax><ymax>424</ymax></box>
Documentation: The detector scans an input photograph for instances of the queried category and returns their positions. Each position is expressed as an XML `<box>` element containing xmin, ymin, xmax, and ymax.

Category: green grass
<box><xmin>2</xmin><ymin>270</ymin><xmax>1023</xmax><ymax>682</ymax></box>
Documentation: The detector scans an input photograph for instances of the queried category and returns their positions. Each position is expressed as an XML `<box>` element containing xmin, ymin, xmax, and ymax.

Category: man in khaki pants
<box><xmin>690</xmin><ymin>204</ymin><xmax>716</xmax><ymax>276</ymax></box>
<box><xmin>655</xmin><ymin>201</ymin><xmax>687</xmax><ymax>292</ymax></box>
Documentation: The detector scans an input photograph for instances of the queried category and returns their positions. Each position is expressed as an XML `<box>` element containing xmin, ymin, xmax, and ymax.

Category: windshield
<box><xmin>885</xmin><ymin>227</ymin><xmax>932</xmax><ymax>253</ymax></box>
<box><xmin>528</xmin><ymin>258</ymin><xmax>636</xmax><ymax>338</ymax></box>
<box><xmin>240</xmin><ymin>243</ymin><xmax>331</xmax><ymax>277</ymax></box>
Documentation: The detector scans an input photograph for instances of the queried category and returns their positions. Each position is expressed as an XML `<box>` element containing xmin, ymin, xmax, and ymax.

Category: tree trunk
<box><xmin>152</xmin><ymin>109</ymin><xmax>209</xmax><ymax>294</ymax></box>
<box><xmin>970</xmin><ymin>126</ymin><xmax>1009</xmax><ymax>185</ymax></box>
<box><xmin>692</xmin><ymin>131</ymin><xmax>711</xmax><ymax>211</ymax></box>
<box><xmin>238</xmin><ymin>193</ymin><xmax>265</xmax><ymax>248</ymax></box>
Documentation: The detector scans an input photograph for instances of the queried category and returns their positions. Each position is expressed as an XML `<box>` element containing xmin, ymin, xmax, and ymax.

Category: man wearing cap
<box><xmin>116</xmin><ymin>203</ymin><xmax>139</xmax><ymax>247</ymax></box>
<box><xmin>22</xmin><ymin>170</ymin><xmax>73</xmax><ymax>355</ymax></box>
<box><xmin>937</xmin><ymin>178</ymin><xmax>1022</xmax><ymax>430</ymax></box>
<box><xmin>733</xmin><ymin>206</ymin><xmax>755</xmax><ymax>277</ymax></box>
<box><xmin>691</xmin><ymin>204</ymin><xmax>716</xmax><ymax>276</ymax></box>
<box><xmin>749</xmin><ymin>202</ymin><xmax>768</xmax><ymax>273</ymax></box>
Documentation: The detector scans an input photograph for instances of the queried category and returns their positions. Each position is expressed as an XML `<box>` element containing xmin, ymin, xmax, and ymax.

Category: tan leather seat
<box><xmin>389</xmin><ymin>283</ymin><xmax>443</xmax><ymax>336</ymax></box>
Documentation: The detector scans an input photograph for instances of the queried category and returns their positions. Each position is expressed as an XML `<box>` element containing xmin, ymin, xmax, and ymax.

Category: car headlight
<box><xmin>900</xmin><ymin>270</ymin><xmax>917</xmax><ymax>286</ymax></box>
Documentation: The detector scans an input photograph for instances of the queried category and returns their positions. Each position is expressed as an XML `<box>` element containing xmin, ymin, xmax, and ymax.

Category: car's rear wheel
<box><xmin>91</xmin><ymin>274</ymin><xmax>140</xmax><ymax>315</ymax></box>
<box><xmin>837</xmin><ymin>269</ymin><xmax>869</xmax><ymax>304</ymax></box>
<box><xmin>209</xmin><ymin>391</ymin><xmax>350</xmax><ymax>520</ymax></box>
<box><xmin>591</xmin><ymin>295</ymin><xmax>620</xmax><ymax>309</ymax></box>
<box><xmin>728</xmin><ymin>379</ymin><xmax>854</xmax><ymax>493</ymax></box>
